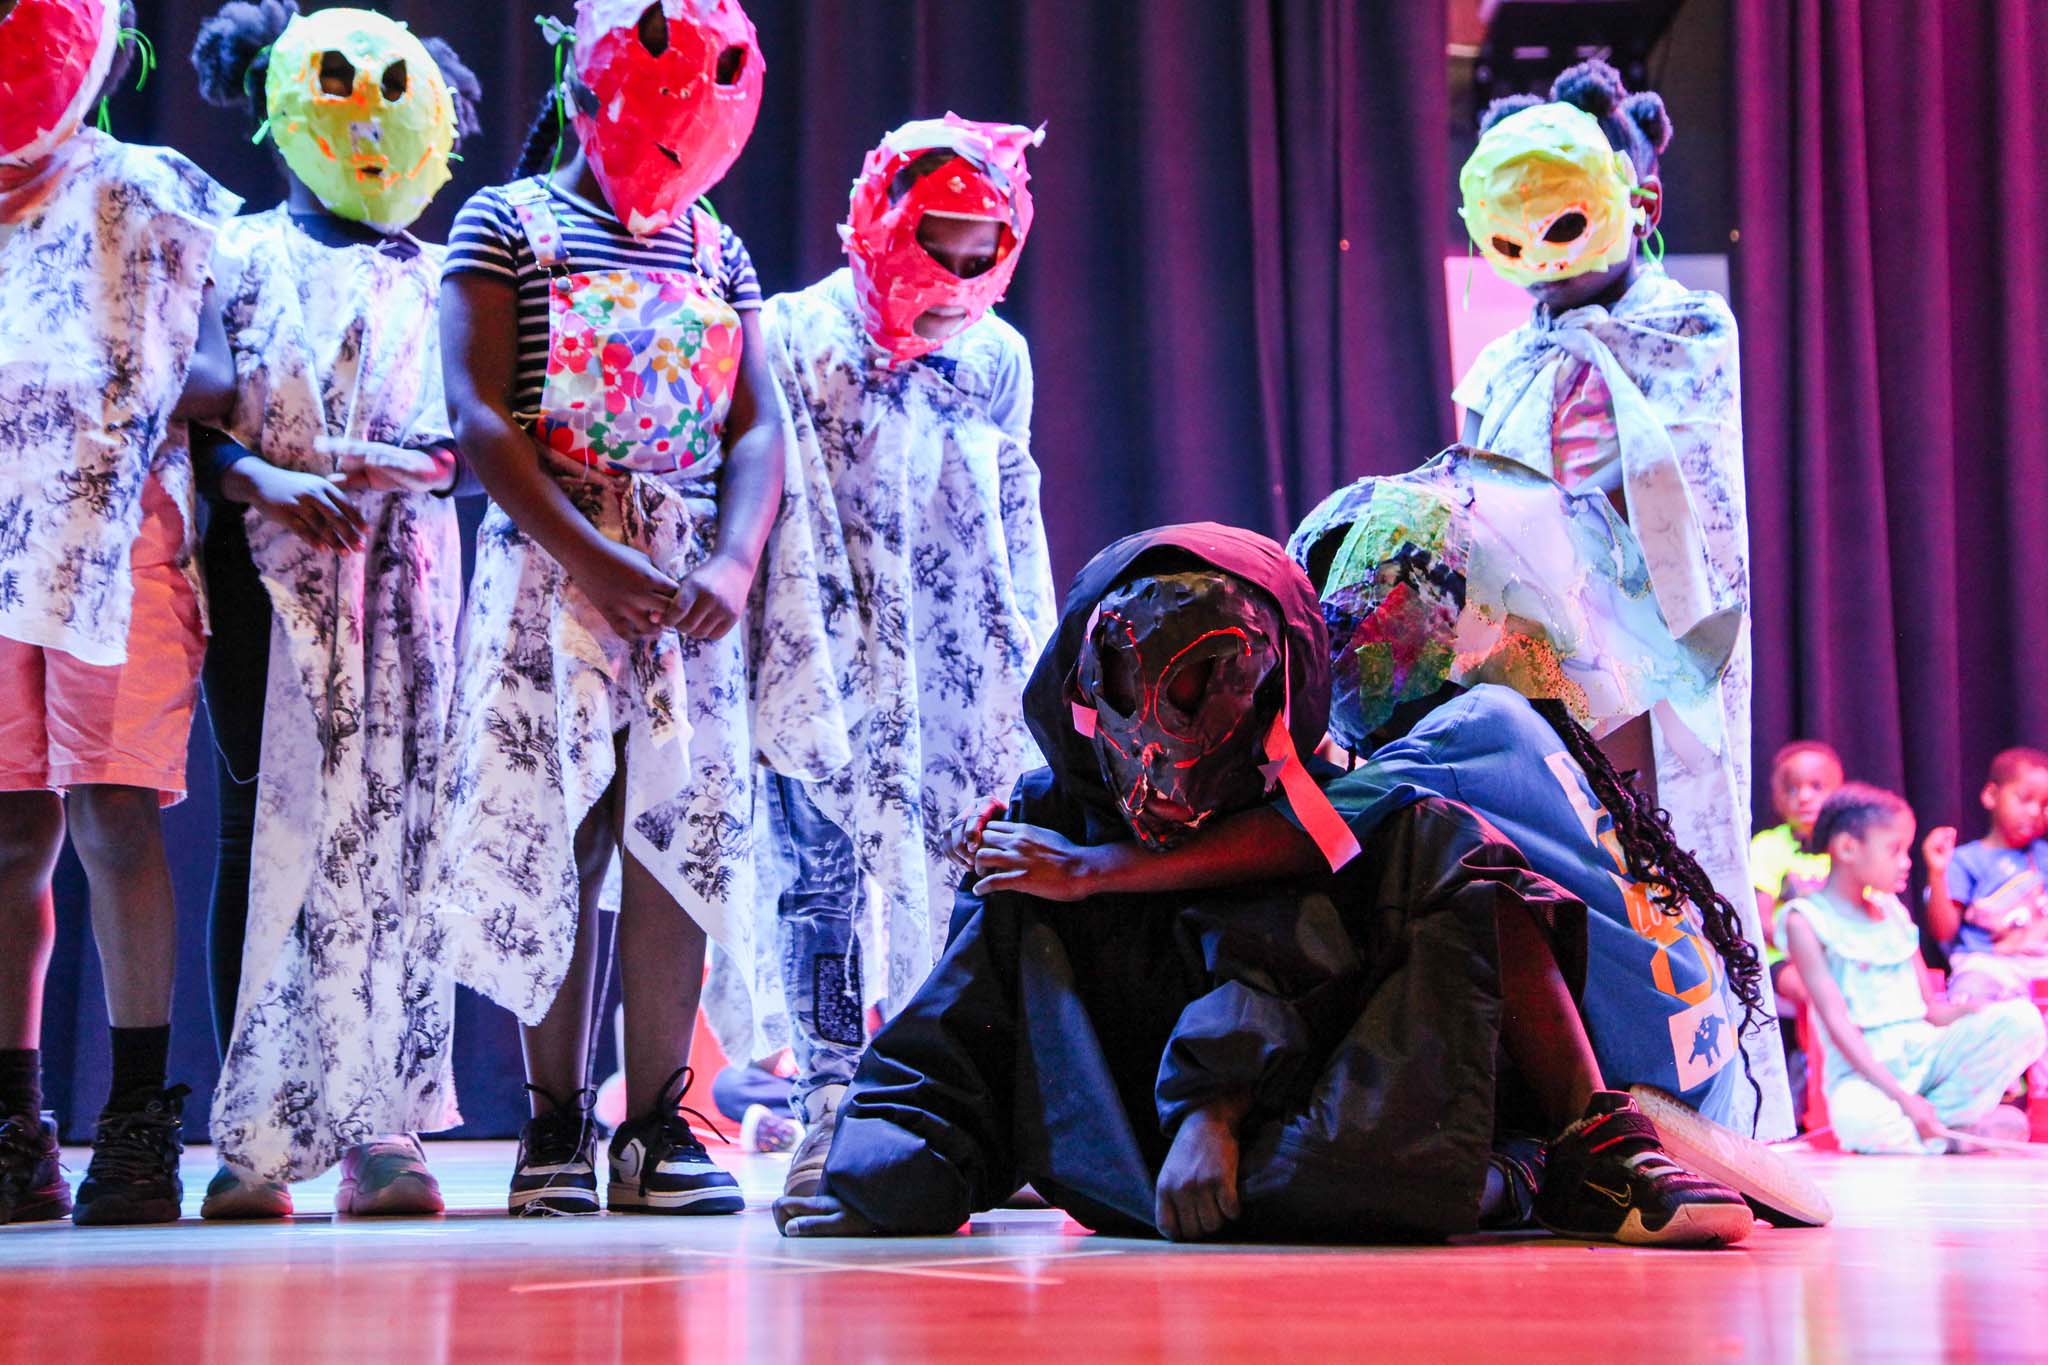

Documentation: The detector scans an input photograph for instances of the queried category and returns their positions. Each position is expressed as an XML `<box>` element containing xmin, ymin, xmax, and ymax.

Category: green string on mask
<box><xmin>537</xmin><ymin>15</ymin><xmax>574</xmax><ymax>178</ymax></box>
<box><xmin>95</xmin><ymin>27</ymin><xmax>159</xmax><ymax>134</ymax></box>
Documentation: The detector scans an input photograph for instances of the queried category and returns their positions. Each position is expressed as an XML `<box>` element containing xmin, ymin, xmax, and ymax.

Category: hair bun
<box><xmin>1620</xmin><ymin>91</ymin><xmax>1673</xmax><ymax>154</ymax></box>
<box><xmin>420</xmin><ymin>36</ymin><xmax>484</xmax><ymax>142</ymax></box>
<box><xmin>1477</xmin><ymin>93</ymin><xmax>1543</xmax><ymax>135</ymax></box>
<box><xmin>1549</xmin><ymin>58</ymin><xmax>1628</xmax><ymax>117</ymax></box>
<box><xmin>191</xmin><ymin>0</ymin><xmax>299</xmax><ymax>111</ymax></box>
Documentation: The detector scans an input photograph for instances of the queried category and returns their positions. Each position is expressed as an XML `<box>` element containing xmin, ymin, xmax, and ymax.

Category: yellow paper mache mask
<box><xmin>1459</xmin><ymin>103</ymin><xmax>1642</xmax><ymax>288</ymax></box>
<box><xmin>265</xmin><ymin>7</ymin><xmax>456</xmax><ymax>231</ymax></box>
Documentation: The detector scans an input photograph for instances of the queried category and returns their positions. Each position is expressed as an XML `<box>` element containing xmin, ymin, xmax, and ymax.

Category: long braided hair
<box><xmin>1530</xmin><ymin>698</ymin><xmax>1770</xmax><ymax>1131</ymax></box>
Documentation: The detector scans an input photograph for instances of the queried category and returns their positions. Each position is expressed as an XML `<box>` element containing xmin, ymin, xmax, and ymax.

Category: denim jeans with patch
<box><xmin>770</xmin><ymin>774</ymin><xmax>865</xmax><ymax>1124</ymax></box>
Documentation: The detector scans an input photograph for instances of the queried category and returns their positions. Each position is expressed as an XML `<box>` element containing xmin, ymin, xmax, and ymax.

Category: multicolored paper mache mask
<box><xmin>1291</xmin><ymin>447</ymin><xmax>1736</xmax><ymax>755</ymax></box>
<box><xmin>265</xmin><ymin>7</ymin><xmax>457</xmax><ymax>231</ymax></box>
<box><xmin>1458</xmin><ymin>102</ymin><xmax>1642</xmax><ymax>289</ymax></box>
<box><xmin>0</xmin><ymin>0</ymin><xmax>120</xmax><ymax>167</ymax></box>
<box><xmin>840</xmin><ymin>114</ymin><xmax>1043</xmax><ymax>364</ymax></box>
<box><xmin>1071</xmin><ymin>570</ymin><xmax>1289</xmax><ymax>850</ymax></box>
<box><xmin>569</xmin><ymin>0</ymin><xmax>762</xmax><ymax>238</ymax></box>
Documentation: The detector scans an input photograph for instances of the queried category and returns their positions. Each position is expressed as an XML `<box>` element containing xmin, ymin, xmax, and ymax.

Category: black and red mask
<box><xmin>1069</xmin><ymin>571</ymin><xmax>1288</xmax><ymax>849</ymax></box>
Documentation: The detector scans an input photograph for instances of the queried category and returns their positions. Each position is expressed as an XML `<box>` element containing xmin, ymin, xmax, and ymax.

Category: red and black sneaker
<box><xmin>1534</xmin><ymin>1091</ymin><xmax>1754</xmax><ymax>1247</ymax></box>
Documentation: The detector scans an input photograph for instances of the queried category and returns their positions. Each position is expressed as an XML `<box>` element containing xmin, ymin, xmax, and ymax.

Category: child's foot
<box><xmin>1534</xmin><ymin>1091</ymin><xmax>1754</xmax><ymax>1247</ymax></box>
<box><xmin>509</xmin><ymin>1087</ymin><xmax>600</xmax><ymax>1218</ymax></box>
<box><xmin>0</xmin><ymin>1112</ymin><xmax>71</xmax><ymax>1225</ymax></box>
<box><xmin>607</xmin><ymin>1067</ymin><xmax>742</xmax><ymax>1215</ymax></box>
<box><xmin>337</xmin><ymin>1135</ymin><xmax>444</xmax><ymax>1216</ymax></box>
<box><xmin>1627</xmin><ymin>1084</ymin><xmax>1832</xmax><ymax>1227</ymax></box>
<box><xmin>741</xmin><ymin>1103</ymin><xmax>803</xmax><ymax>1155</ymax></box>
<box><xmin>200</xmin><ymin>1163</ymin><xmax>293</xmax><ymax>1220</ymax></box>
<box><xmin>73</xmin><ymin>1084</ymin><xmax>189</xmax><ymax>1226</ymax></box>
<box><xmin>782</xmin><ymin>1084</ymin><xmax>846</xmax><ymax>1200</ymax></box>
<box><xmin>1478</xmin><ymin>1135</ymin><xmax>1547</xmax><ymax>1230</ymax></box>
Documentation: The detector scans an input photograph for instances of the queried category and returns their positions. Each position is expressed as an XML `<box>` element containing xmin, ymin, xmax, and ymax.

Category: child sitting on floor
<box><xmin>1782</xmin><ymin>783</ymin><xmax>2042</xmax><ymax>1154</ymax></box>
<box><xmin>1924</xmin><ymin>748</ymin><xmax>2048</xmax><ymax>1004</ymax></box>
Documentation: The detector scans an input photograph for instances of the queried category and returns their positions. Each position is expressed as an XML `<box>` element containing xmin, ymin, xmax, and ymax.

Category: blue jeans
<box><xmin>770</xmin><ymin>775</ymin><xmax>864</xmax><ymax>1124</ymax></box>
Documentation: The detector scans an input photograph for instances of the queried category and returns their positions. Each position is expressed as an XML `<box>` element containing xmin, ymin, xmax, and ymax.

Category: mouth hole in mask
<box><xmin>380</xmin><ymin>60</ymin><xmax>408</xmax><ymax>102</ymax></box>
<box><xmin>636</xmin><ymin>4</ymin><xmax>669</xmax><ymax>57</ymax></box>
<box><xmin>654</xmin><ymin>142</ymin><xmax>682</xmax><ymax>167</ymax></box>
<box><xmin>715</xmin><ymin>45</ymin><xmax>748</xmax><ymax>85</ymax></box>
<box><xmin>318</xmin><ymin>51</ymin><xmax>358</xmax><ymax>98</ymax></box>
<box><xmin>1490</xmin><ymin>235</ymin><xmax>1522</xmax><ymax>259</ymax></box>
<box><xmin>1543</xmin><ymin>211</ymin><xmax>1588</xmax><ymax>243</ymax></box>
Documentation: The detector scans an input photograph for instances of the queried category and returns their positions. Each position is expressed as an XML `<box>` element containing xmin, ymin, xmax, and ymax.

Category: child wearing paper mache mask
<box><xmin>700</xmin><ymin>114</ymin><xmax>1057</xmax><ymax>1204</ymax></box>
<box><xmin>186</xmin><ymin>0</ymin><xmax>483</xmax><ymax>1221</ymax></box>
<box><xmin>1454</xmin><ymin>59</ymin><xmax>1787</xmax><ymax>1137</ymax></box>
<box><xmin>0</xmin><ymin>0</ymin><xmax>241</xmax><ymax>1227</ymax></box>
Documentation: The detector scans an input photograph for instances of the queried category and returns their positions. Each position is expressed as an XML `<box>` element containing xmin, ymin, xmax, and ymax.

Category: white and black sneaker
<box><xmin>509</xmin><ymin>1087</ymin><xmax>600</xmax><ymax>1217</ymax></box>
<box><xmin>607</xmin><ymin>1067</ymin><xmax>743</xmax><ymax>1215</ymax></box>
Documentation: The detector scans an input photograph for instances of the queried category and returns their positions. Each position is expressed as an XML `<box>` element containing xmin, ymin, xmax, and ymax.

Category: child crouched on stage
<box><xmin>776</xmin><ymin>522</ymin><xmax>1754</xmax><ymax>1248</ymax></box>
<box><xmin>1783</xmin><ymin>784</ymin><xmax>2043</xmax><ymax>1154</ymax></box>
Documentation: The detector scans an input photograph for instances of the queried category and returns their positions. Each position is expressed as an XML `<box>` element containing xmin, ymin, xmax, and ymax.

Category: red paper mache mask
<box><xmin>839</xmin><ymin>114</ymin><xmax>1044</xmax><ymax>363</ymax></box>
<box><xmin>570</xmin><ymin>0</ymin><xmax>762</xmax><ymax>238</ymax></box>
<box><xmin>0</xmin><ymin>0</ymin><xmax>120</xmax><ymax>166</ymax></box>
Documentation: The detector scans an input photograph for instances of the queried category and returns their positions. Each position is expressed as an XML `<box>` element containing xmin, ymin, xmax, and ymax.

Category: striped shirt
<box><xmin>442</xmin><ymin>178</ymin><xmax>762</xmax><ymax>421</ymax></box>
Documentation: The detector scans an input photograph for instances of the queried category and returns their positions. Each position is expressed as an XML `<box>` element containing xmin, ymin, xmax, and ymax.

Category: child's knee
<box><xmin>64</xmin><ymin>785</ymin><xmax>164</xmax><ymax>864</ymax></box>
<box><xmin>1978</xmin><ymin>998</ymin><xmax>2047</xmax><ymax>1061</ymax></box>
<box><xmin>0</xmin><ymin>793</ymin><xmax>65</xmax><ymax>883</ymax></box>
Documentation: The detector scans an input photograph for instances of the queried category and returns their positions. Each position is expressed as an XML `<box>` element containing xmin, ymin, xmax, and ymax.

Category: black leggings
<box><xmin>200</xmin><ymin>508</ymin><xmax>272</xmax><ymax>1060</ymax></box>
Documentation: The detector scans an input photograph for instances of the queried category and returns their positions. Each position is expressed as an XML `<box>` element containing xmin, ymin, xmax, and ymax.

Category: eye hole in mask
<box><xmin>635</xmin><ymin>4</ymin><xmax>669</xmax><ymax>56</ymax></box>
<box><xmin>1162</xmin><ymin>653</ymin><xmax>1215</xmax><ymax>719</ymax></box>
<box><xmin>716</xmin><ymin>44</ymin><xmax>748</xmax><ymax>85</ymax></box>
<box><xmin>318</xmin><ymin>51</ymin><xmax>357</xmax><ymax>97</ymax></box>
<box><xmin>1490</xmin><ymin>235</ymin><xmax>1522</xmax><ymax>259</ymax></box>
<box><xmin>380</xmin><ymin>60</ymin><xmax>407</xmax><ymax>102</ymax></box>
<box><xmin>1543</xmin><ymin>210</ymin><xmax>1589</xmax><ymax>243</ymax></box>
<box><xmin>1095</xmin><ymin>631</ymin><xmax>1142</xmax><ymax>719</ymax></box>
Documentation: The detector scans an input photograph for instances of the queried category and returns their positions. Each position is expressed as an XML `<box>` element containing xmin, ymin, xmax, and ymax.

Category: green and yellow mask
<box><xmin>1458</xmin><ymin>103</ymin><xmax>1641</xmax><ymax>289</ymax></box>
<box><xmin>265</xmin><ymin>7</ymin><xmax>456</xmax><ymax>231</ymax></box>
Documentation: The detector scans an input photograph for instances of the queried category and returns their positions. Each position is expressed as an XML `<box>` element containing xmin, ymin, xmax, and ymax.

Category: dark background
<box><xmin>41</xmin><ymin>0</ymin><xmax>2046</xmax><ymax>1141</ymax></box>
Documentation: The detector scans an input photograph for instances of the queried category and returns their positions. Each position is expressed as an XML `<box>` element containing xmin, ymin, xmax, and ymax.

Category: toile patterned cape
<box><xmin>702</xmin><ymin>270</ymin><xmax>1057</xmax><ymax>1064</ymax></box>
<box><xmin>0</xmin><ymin>128</ymin><xmax>237</xmax><ymax>665</ymax></box>
<box><xmin>205</xmin><ymin>210</ymin><xmax>464</xmax><ymax>1181</ymax></box>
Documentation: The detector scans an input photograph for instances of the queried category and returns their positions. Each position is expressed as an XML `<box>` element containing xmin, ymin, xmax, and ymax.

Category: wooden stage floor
<box><xmin>2</xmin><ymin>1140</ymin><xmax>2044</xmax><ymax>1362</ymax></box>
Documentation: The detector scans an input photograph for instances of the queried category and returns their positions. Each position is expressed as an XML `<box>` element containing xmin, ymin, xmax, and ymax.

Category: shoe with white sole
<box><xmin>1628</xmin><ymin>1084</ymin><xmax>1832</xmax><ymax>1227</ymax></box>
<box><xmin>781</xmin><ymin>1084</ymin><xmax>844</xmax><ymax>1200</ymax></box>
<box><xmin>606</xmin><ymin>1067</ymin><xmax>742</xmax><ymax>1215</ymax></box>
<box><xmin>336</xmin><ymin>1135</ymin><xmax>444</xmax><ymax>1217</ymax></box>
<box><xmin>509</xmin><ymin>1087</ymin><xmax>600</xmax><ymax>1217</ymax></box>
<box><xmin>1535</xmin><ymin>1090</ymin><xmax>1755</xmax><ymax>1247</ymax></box>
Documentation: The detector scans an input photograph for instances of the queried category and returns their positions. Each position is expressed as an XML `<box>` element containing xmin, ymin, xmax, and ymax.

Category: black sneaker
<box><xmin>0</xmin><ymin>1111</ymin><xmax>70</xmax><ymax>1224</ymax></box>
<box><xmin>509</xmin><ymin>1086</ymin><xmax>600</xmax><ymax>1217</ymax></box>
<box><xmin>73</xmin><ymin>1085</ymin><xmax>188</xmax><ymax>1226</ymax></box>
<box><xmin>1534</xmin><ymin>1091</ymin><xmax>1754</xmax><ymax>1247</ymax></box>
<box><xmin>607</xmin><ymin>1067</ymin><xmax>742</xmax><ymax>1215</ymax></box>
<box><xmin>1478</xmin><ymin>1134</ymin><xmax>1547</xmax><ymax>1231</ymax></box>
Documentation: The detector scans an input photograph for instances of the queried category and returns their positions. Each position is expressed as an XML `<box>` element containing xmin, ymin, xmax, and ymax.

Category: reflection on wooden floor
<box><xmin>2</xmin><ymin>1140</ymin><xmax>2044</xmax><ymax>1362</ymax></box>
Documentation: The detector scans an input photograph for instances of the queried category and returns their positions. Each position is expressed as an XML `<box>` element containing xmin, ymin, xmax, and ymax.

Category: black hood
<box><xmin>1024</xmin><ymin>522</ymin><xmax>1332</xmax><ymax>829</ymax></box>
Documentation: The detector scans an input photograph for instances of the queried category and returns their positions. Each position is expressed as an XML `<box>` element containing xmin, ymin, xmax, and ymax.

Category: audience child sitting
<box><xmin>1924</xmin><ymin>748</ymin><xmax>2048</xmax><ymax>1004</ymax></box>
<box><xmin>1782</xmin><ymin>784</ymin><xmax>2043</xmax><ymax>1154</ymax></box>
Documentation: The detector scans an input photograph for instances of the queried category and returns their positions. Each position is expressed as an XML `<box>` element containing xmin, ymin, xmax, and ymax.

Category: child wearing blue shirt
<box><xmin>1924</xmin><ymin>748</ymin><xmax>2048</xmax><ymax>1003</ymax></box>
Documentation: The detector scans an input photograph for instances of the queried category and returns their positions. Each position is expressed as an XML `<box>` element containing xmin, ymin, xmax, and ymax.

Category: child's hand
<box><xmin>320</xmin><ymin>437</ymin><xmax>456</xmax><ymax>495</ymax></box>
<box><xmin>972</xmin><ymin>822</ymin><xmax>1100</xmax><ymax>901</ymax></box>
<box><xmin>673</xmin><ymin>551</ymin><xmax>753</xmax><ymax>640</ymax></box>
<box><xmin>944</xmin><ymin>797</ymin><xmax>1008</xmax><ymax>868</ymax></box>
<box><xmin>1922</xmin><ymin>826</ymin><xmax>1958</xmax><ymax>874</ymax></box>
<box><xmin>244</xmin><ymin>462</ymin><xmax>368</xmax><ymax>553</ymax></box>
<box><xmin>570</xmin><ymin>538</ymin><xmax>684</xmax><ymax>641</ymax></box>
<box><xmin>1899</xmin><ymin>1093</ymin><xmax>1946</xmax><ymax>1144</ymax></box>
<box><xmin>1925</xmin><ymin>998</ymin><xmax>1982</xmax><ymax>1027</ymax></box>
<box><xmin>1155</xmin><ymin>1096</ymin><xmax>1248</xmax><ymax>1242</ymax></box>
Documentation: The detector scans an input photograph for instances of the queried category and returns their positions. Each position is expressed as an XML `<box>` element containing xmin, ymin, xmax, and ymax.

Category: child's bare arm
<box><xmin>1921</xmin><ymin>826</ymin><xmax>1961</xmax><ymax>944</ymax></box>
<box><xmin>971</xmin><ymin>807</ymin><xmax>1323</xmax><ymax>903</ymax></box>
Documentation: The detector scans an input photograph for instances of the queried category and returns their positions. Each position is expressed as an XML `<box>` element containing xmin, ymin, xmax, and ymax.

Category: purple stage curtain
<box><xmin>41</xmin><ymin>0</ymin><xmax>1453</xmax><ymax>1141</ymax></box>
<box><xmin>1731</xmin><ymin>0</ymin><xmax>2048</xmax><ymax>843</ymax></box>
